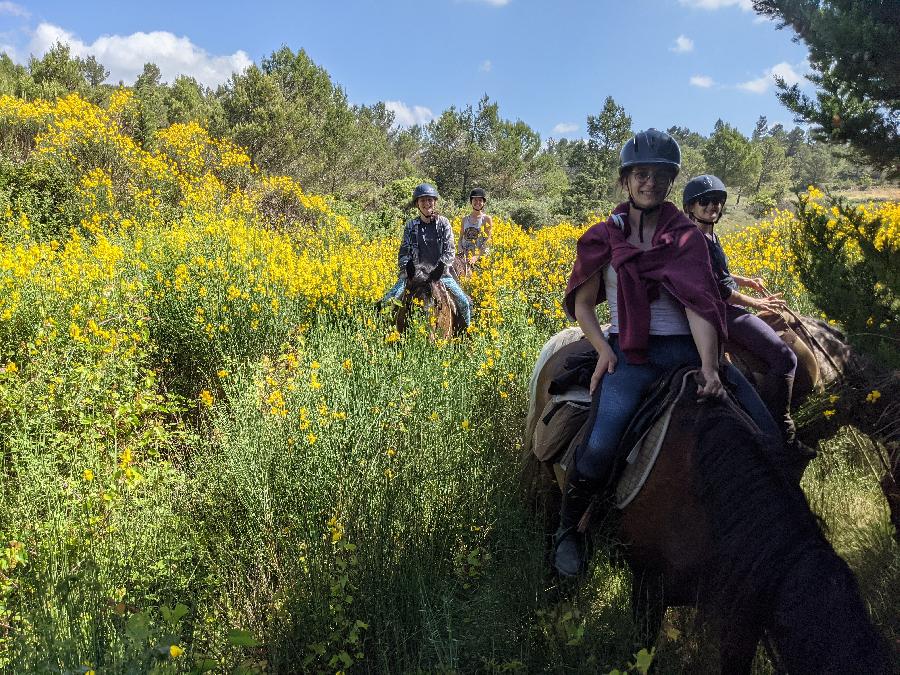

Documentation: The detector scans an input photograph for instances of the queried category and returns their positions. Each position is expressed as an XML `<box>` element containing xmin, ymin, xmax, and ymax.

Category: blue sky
<box><xmin>0</xmin><ymin>0</ymin><xmax>813</xmax><ymax>139</ymax></box>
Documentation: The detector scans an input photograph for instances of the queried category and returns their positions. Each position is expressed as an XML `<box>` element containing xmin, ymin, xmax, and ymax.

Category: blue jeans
<box><xmin>381</xmin><ymin>275</ymin><xmax>471</xmax><ymax>326</ymax></box>
<box><xmin>574</xmin><ymin>334</ymin><xmax>781</xmax><ymax>481</ymax></box>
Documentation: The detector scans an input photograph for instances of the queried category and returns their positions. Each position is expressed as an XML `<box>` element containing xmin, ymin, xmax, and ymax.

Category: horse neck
<box><xmin>767</xmin><ymin>546</ymin><xmax>891</xmax><ymax>674</ymax></box>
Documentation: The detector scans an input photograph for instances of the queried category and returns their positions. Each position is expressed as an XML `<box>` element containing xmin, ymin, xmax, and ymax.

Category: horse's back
<box><xmin>524</xmin><ymin>328</ymin><xmax>589</xmax><ymax>456</ymax></box>
<box><xmin>619</xmin><ymin>390</ymin><xmax>713</xmax><ymax>600</ymax></box>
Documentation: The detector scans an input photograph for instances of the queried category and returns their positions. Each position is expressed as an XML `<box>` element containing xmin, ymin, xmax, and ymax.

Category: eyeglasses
<box><xmin>697</xmin><ymin>195</ymin><xmax>726</xmax><ymax>207</ymax></box>
<box><xmin>630</xmin><ymin>168</ymin><xmax>675</xmax><ymax>185</ymax></box>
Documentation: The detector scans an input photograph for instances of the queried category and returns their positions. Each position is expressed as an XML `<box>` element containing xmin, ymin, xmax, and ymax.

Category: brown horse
<box><xmin>394</xmin><ymin>262</ymin><xmax>465</xmax><ymax>340</ymax></box>
<box><xmin>452</xmin><ymin>255</ymin><xmax>476</xmax><ymax>281</ymax></box>
<box><xmin>621</xmin><ymin>395</ymin><xmax>891</xmax><ymax>672</ymax></box>
<box><xmin>524</xmin><ymin>322</ymin><xmax>892</xmax><ymax>672</ymax></box>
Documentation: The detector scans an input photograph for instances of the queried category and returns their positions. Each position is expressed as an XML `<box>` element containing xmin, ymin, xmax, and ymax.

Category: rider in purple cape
<box><xmin>552</xmin><ymin>129</ymin><xmax>783</xmax><ymax>579</ymax></box>
<box><xmin>564</xmin><ymin>201</ymin><xmax>727</xmax><ymax>365</ymax></box>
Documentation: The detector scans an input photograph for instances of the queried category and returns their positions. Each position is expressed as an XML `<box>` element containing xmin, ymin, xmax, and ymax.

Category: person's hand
<box><xmin>744</xmin><ymin>277</ymin><xmax>766</xmax><ymax>293</ymax></box>
<box><xmin>751</xmin><ymin>292</ymin><xmax>788</xmax><ymax>313</ymax></box>
<box><xmin>405</xmin><ymin>259</ymin><xmax>415</xmax><ymax>279</ymax></box>
<box><xmin>428</xmin><ymin>261</ymin><xmax>446</xmax><ymax>281</ymax></box>
<box><xmin>590</xmin><ymin>343</ymin><xmax>617</xmax><ymax>394</ymax></box>
<box><xmin>695</xmin><ymin>366</ymin><xmax>726</xmax><ymax>400</ymax></box>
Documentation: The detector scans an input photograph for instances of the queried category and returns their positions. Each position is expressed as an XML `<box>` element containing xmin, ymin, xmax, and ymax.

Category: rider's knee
<box><xmin>773</xmin><ymin>343</ymin><xmax>797</xmax><ymax>376</ymax></box>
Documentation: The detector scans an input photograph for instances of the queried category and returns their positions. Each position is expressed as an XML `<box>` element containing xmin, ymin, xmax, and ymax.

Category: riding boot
<box><xmin>760</xmin><ymin>373</ymin><xmax>816</xmax><ymax>476</ymax></box>
<box><xmin>553</xmin><ymin>471</ymin><xmax>598</xmax><ymax>578</ymax></box>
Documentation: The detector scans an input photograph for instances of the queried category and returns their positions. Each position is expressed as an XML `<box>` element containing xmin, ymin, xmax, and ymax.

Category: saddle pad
<box><xmin>614</xmin><ymin>369</ymin><xmax>696</xmax><ymax>509</ymax></box>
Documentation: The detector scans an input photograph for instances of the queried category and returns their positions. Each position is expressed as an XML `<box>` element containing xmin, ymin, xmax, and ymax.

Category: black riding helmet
<box><xmin>412</xmin><ymin>183</ymin><xmax>440</xmax><ymax>202</ymax></box>
<box><xmin>619</xmin><ymin>129</ymin><xmax>681</xmax><ymax>242</ymax></box>
<box><xmin>682</xmin><ymin>174</ymin><xmax>727</xmax><ymax>209</ymax></box>
<box><xmin>683</xmin><ymin>174</ymin><xmax>727</xmax><ymax>225</ymax></box>
<box><xmin>619</xmin><ymin>128</ymin><xmax>681</xmax><ymax>177</ymax></box>
<box><xmin>469</xmin><ymin>187</ymin><xmax>487</xmax><ymax>201</ymax></box>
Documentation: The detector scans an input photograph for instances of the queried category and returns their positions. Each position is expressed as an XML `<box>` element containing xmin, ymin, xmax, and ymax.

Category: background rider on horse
<box><xmin>683</xmin><ymin>174</ymin><xmax>816</xmax><ymax>467</ymax></box>
<box><xmin>376</xmin><ymin>183</ymin><xmax>472</xmax><ymax>329</ymax></box>
<box><xmin>458</xmin><ymin>187</ymin><xmax>493</xmax><ymax>270</ymax></box>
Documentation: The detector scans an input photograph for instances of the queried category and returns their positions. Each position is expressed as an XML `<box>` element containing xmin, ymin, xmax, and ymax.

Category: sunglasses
<box><xmin>697</xmin><ymin>195</ymin><xmax>726</xmax><ymax>207</ymax></box>
<box><xmin>630</xmin><ymin>168</ymin><xmax>675</xmax><ymax>184</ymax></box>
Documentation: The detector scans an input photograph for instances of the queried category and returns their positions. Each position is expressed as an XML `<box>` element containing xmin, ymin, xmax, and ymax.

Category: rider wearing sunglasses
<box><xmin>683</xmin><ymin>175</ymin><xmax>811</xmax><ymax>464</ymax></box>
<box><xmin>555</xmin><ymin>132</ymin><xmax>783</xmax><ymax>577</ymax></box>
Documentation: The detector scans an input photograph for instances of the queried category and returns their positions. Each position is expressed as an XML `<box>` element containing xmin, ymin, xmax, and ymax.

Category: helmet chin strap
<box><xmin>627</xmin><ymin>185</ymin><xmax>671</xmax><ymax>243</ymax></box>
<box><xmin>691</xmin><ymin>214</ymin><xmax>717</xmax><ymax>226</ymax></box>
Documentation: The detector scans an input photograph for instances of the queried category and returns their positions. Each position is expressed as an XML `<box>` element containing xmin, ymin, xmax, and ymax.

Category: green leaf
<box><xmin>125</xmin><ymin>611</ymin><xmax>151</xmax><ymax>643</ymax></box>
<box><xmin>191</xmin><ymin>655</ymin><xmax>218</xmax><ymax>674</ymax></box>
<box><xmin>634</xmin><ymin>648</ymin><xmax>655</xmax><ymax>674</ymax></box>
<box><xmin>226</xmin><ymin>628</ymin><xmax>260</xmax><ymax>647</ymax></box>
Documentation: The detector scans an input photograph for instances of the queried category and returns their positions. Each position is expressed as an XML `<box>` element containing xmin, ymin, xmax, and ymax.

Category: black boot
<box><xmin>553</xmin><ymin>472</ymin><xmax>597</xmax><ymax>578</ymax></box>
<box><xmin>761</xmin><ymin>373</ymin><xmax>816</xmax><ymax>477</ymax></box>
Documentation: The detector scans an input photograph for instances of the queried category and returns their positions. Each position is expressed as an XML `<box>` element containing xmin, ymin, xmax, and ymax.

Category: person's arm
<box><xmin>732</xmin><ymin>274</ymin><xmax>765</xmax><ymax>293</ymax></box>
<box><xmin>439</xmin><ymin>218</ymin><xmax>455</xmax><ymax>268</ymax></box>
<box><xmin>483</xmin><ymin>215</ymin><xmax>493</xmax><ymax>247</ymax></box>
<box><xmin>685</xmin><ymin>308</ymin><xmax>725</xmax><ymax>399</ymax></box>
<box><xmin>573</xmin><ymin>273</ymin><xmax>617</xmax><ymax>394</ymax></box>
<box><xmin>397</xmin><ymin>221</ymin><xmax>414</xmax><ymax>272</ymax></box>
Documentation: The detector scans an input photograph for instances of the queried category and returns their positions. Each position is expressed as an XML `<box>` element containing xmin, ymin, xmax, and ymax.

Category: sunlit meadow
<box><xmin>0</xmin><ymin>92</ymin><xmax>896</xmax><ymax>673</ymax></box>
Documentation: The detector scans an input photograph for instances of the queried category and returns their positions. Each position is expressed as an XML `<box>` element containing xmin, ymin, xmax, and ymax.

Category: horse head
<box><xmin>395</xmin><ymin>262</ymin><xmax>457</xmax><ymax>339</ymax></box>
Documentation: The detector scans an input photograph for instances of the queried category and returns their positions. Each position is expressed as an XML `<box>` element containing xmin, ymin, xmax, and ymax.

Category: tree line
<box><xmin>0</xmin><ymin>34</ymin><xmax>890</xmax><ymax>229</ymax></box>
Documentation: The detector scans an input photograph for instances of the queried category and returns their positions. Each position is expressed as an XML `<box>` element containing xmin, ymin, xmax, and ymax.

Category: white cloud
<box><xmin>27</xmin><ymin>22</ymin><xmax>252</xmax><ymax>87</ymax></box>
<box><xmin>770</xmin><ymin>61</ymin><xmax>803</xmax><ymax>86</ymax></box>
<box><xmin>671</xmin><ymin>35</ymin><xmax>694</xmax><ymax>53</ymax></box>
<box><xmin>552</xmin><ymin>122</ymin><xmax>578</xmax><ymax>135</ymax></box>
<box><xmin>690</xmin><ymin>75</ymin><xmax>715</xmax><ymax>88</ymax></box>
<box><xmin>738</xmin><ymin>61</ymin><xmax>805</xmax><ymax>93</ymax></box>
<box><xmin>479</xmin><ymin>59</ymin><xmax>492</xmax><ymax>72</ymax></box>
<box><xmin>737</xmin><ymin>76</ymin><xmax>769</xmax><ymax>93</ymax></box>
<box><xmin>0</xmin><ymin>43</ymin><xmax>18</xmax><ymax>62</ymax></box>
<box><xmin>385</xmin><ymin>100</ymin><xmax>434</xmax><ymax>128</ymax></box>
<box><xmin>0</xmin><ymin>2</ymin><xmax>29</xmax><ymax>18</ymax></box>
<box><xmin>679</xmin><ymin>0</ymin><xmax>752</xmax><ymax>10</ymax></box>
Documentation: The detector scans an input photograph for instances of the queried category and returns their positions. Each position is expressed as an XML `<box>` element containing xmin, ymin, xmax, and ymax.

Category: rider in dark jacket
<box><xmin>377</xmin><ymin>183</ymin><xmax>471</xmax><ymax>327</ymax></box>
<box><xmin>683</xmin><ymin>174</ymin><xmax>813</xmax><ymax>461</ymax></box>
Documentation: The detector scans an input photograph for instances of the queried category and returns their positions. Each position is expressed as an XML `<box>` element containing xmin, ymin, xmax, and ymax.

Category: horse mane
<box><xmin>692</xmin><ymin>400</ymin><xmax>820</xmax><ymax>608</ymax></box>
<box><xmin>692</xmin><ymin>400</ymin><xmax>890</xmax><ymax>672</ymax></box>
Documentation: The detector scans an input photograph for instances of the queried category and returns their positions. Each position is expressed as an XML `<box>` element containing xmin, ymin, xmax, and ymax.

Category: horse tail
<box><xmin>524</xmin><ymin>327</ymin><xmax>584</xmax><ymax>453</ymax></box>
<box><xmin>693</xmin><ymin>400</ymin><xmax>890</xmax><ymax>672</ymax></box>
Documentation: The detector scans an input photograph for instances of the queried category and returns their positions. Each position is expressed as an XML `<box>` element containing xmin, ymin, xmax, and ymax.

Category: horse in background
<box><xmin>394</xmin><ymin>262</ymin><xmax>465</xmax><ymax>340</ymax></box>
<box><xmin>452</xmin><ymin>255</ymin><xmax>475</xmax><ymax>281</ymax></box>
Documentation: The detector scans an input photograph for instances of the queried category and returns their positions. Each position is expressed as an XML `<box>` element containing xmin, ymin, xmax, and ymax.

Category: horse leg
<box><xmin>717</xmin><ymin>613</ymin><xmax>763</xmax><ymax>675</ymax></box>
<box><xmin>630</xmin><ymin>569</ymin><xmax>665</xmax><ymax>649</ymax></box>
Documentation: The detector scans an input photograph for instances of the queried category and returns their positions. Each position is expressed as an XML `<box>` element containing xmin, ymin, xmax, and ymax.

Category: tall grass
<box><xmin>0</xmin><ymin>92</ymin><xmax>896</xmax><ymax>673</ymax></box>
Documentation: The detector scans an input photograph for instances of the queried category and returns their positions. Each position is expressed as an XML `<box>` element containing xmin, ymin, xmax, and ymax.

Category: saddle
<box><xmin>533</xmin><ymin>356</ymin><xmax>742</xmax><ymax>508</ymax></box>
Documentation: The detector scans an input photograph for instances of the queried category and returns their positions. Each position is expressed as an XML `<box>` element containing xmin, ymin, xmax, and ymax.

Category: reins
<box><xmin>759</xmin><ymin>284</ymin><xmax>845</xmax><ymax>380</ymax></box>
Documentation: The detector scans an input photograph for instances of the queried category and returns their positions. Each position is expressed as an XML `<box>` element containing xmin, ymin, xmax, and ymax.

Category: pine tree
<box><xmin>753</xmin><ymin>1</ymin><xmax>900</xmax><ymax>177</ymax></box>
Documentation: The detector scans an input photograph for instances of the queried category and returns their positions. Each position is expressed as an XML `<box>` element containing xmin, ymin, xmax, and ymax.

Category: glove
<box><xmin>428</xmin><ymin>261</ymin><xmax>446</xmax><ymax>281</ymax></box>
<box><xmin>405</xmin><ymin>259</ymin><xmax>415</xmax><ymax>279</ymax></box>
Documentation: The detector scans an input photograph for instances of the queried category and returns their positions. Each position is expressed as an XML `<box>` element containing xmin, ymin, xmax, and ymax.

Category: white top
<box><xmin>459</xmin><ymin>214</ymin><xmax>488</xmax><ymax>254</ymax></box>
<box><xmin>603</xmin><ymin>264</ymin><xmax>691</xmax><ymax>335</ymax></box>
